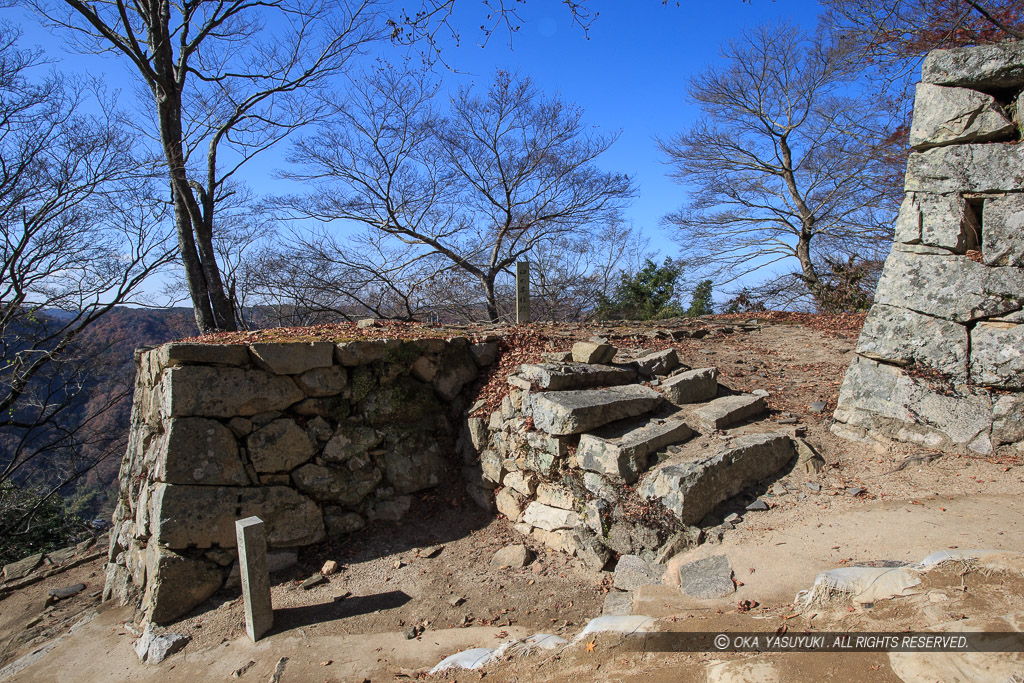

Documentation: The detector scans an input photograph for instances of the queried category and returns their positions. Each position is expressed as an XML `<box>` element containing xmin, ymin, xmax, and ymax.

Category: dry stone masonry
<box><xmin>833</xmin><ymin>39</ymin><xmax>1024</xmax><ymax>455</ymax></box>
<box><xmin>104</xmin><ymin>336</ymin><xmax>495</xmax><ymax>624</ymax></box>
<box><xmin>470</xmin><ymin>340</ymin><xmax>800</xmax><ymax>580</ymax></box>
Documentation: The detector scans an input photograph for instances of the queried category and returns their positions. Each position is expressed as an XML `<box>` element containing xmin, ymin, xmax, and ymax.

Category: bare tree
<box><xmin>281</xmin><ymin>67</ymin><xmax>635</xmax><ymax>323</ymax></box>
<box><xmin>659</xmin><ymin>22</ymin><xmax>898</xmax><ymax>311</ymax></box>
<box><xmin>0</xmin><ymin>29</ymin><xmax>175</xmax><ymax>544</ymax></box>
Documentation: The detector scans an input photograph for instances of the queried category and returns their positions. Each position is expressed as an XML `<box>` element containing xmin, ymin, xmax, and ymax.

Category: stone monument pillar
<box><xmin>833</xmin><ymin>39</ymin><xmax>1024</xmax><ymax>455</ymax></box>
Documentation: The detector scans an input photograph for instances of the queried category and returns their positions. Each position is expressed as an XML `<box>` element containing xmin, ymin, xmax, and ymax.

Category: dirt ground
<box><xmin>2</xmin><ymin>316</ymin><xmax>1023</xmax><ymax>682</ymax></box>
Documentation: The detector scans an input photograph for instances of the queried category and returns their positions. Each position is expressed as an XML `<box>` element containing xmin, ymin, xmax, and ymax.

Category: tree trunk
<box><xmin>481</xmin><ymin>276</ymin><xmax>500</xmax><ymax>323</ymax></box>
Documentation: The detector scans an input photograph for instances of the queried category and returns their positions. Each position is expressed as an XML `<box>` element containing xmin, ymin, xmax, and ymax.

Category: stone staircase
<box><xmin>471</xmin><ymin>341</ymin><xmax>804</xmax><ymax>574</ymax></box>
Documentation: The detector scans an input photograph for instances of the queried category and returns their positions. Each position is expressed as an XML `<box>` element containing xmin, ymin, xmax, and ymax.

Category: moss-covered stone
<box><xmin>360</xmin><ymin>376</ymin><xmax>441</xmax><ymax>424</ymax></box>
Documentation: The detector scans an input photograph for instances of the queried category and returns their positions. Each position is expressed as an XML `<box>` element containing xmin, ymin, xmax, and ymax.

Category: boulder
<box><xmin>893</xmin><ymin>192</ymin><xmax>979</xmax><ymax>251</ymax></box>
<box><xmin>150</xmin><ymin>484</ymin><xmax>325</xmax><ymax>549</ymax></box>
<box><xmin>660</xmin><ymin>368</ymin><xmax>718</xmax><ymax>404</ymax></box>
<box><xmin>157</xmin><ymin>417</ymin><xmax>249</xmax><ymax>485</ymax></box>
<box><xmin>522</xmin><ymin>502</ymin><xmax>579</xmax><ymax>531</ymax></box>
<box><xmin>577</xmin><ymin>415</ymin><xmax>693</xmax><ymax>483</ymax></box>
<box><xmin>294</xmin><ymin>365</ymin><xmax>348</xmax><ymax>397</ymax></box>
<box><xmin>495</xmin><ymin>487</ymin><xmax>526</xmax><ymax>521</ymax></box>
<box><xmin>432</xmin><ymin>339</ymin><xmax>478</xmax><ymax>400</ymax></box>
<box><xmin>983</xmin><ymin>194</ymin><xmax>1024</xmax><ymax>267</ymax></box>
<box><xmin>379</xmin><ymin>427</ymin><xmax>446</xmax><ymax>494</ymax></box>
<box><xmin>517</xmin><ymin>362</ymin><xmax>636</xmax><ymax>391</ymax></box>
<box><xmin>535</xmin><ymin>483</ymin><xmax>575</xmax><ymax>510</ymax></box>
<box><xmin>530</xmin><ymin>385</ymin><xmax>663</xmax><ymax>435</ymax></box>
<box><xmin>855</xmin><ymin>304</ymin><xmax>968</xmax><ymax>379</ymax></box>
<box><xmin>247</xmin><ymin>419</ymin><xmax>315</xmax><ymax>473</ymax></box>
<box><xmin>571</xmin><ymin>341</ymin><xmax>616</xmax><ymax>364</ymax></box>
<box><xmin>909</xmin><ymin>83</ymin><xmax>1015</xmax><ymax>150</ymax></box>
<box><xmin>491</xmin><ymin>544</ymin><xmax>532</xmax><ymax>569</ymax></box>
<box><xmin>970</xmin><ymin>322</ymin><xmax>1024</xmax><ymax>388</ymax></box>
<box><xmin>503</xmin><ymin>470</ymin><xmax>537</xmax><ymax>497</ymax></box>
<box><xmin>323</xmin><ymin>510</ymin><xmax>365</xmax><ymax>536</ymax></box>
<box><xmin>2</xmin><ymin>552</ymin><xmax>43</xmax><ymax>582</ymax></box>
<box><xmin>467</xmin><ymin>417</ymin><xmax>489</xmax><ymax>451</ymax></box>
<box><xmin>361</xmin><ymin>376</ymin><xmax>442</xmax><ymax>423</ymax></box>
<box><xmin>321</xmin><ymin>425</ymin><xmax>382</xmax><ymax>464</ymax></box>
<box><xmin>162</xmin><ymin>366</ymin><xmax>304</xmax><ymax>417</ymax></box>
<box><xmin>292</xmin><ymin>461</ymin><xmax>382</xmax><ymax>507</ymax></box>
<box><xmin>142</xmin><ymin>545</ymin><xmax>224</xmax><ymax>624</ymax></box>
<box><xmin>639</xmin><ymin>434</ymin><xmax>795</xmax><ymax>524</ymax></box>
<box><xmin>367</xmin><ymin>496</ymin><xmax>412</xmax><ymax>522</ymax></box>
<box><xmin>922</xmin><ymin>39</ymin><xmax>1024</xmax><ymax>89</ymax></box>
<box><xmin>470</xmin><ymin>342</ymin><xmax>499</xmax><ymax>366</ymax></box>
<box><xmin>693</xmin><ymin>395</ymin><xmax>766</xmax><ymax>430</ymax></box>
<box><xmin>250</xmin><ymin>342</ymin><xmax>335</xmax><ymax>375</ymax></box>
<box><xmin>634</xmin><ymin>349</ymin><xmax>679</xmax><ymax>376</ymax></box>
<box><xmin>335</xmin><ymin>341</ymin><xmax>387</xmax><ymax>366</ymax></box>
<box><xmin>905</xmin><ymin>143</ymin><xmax>1024</xmax><ymax>195</ymax></box>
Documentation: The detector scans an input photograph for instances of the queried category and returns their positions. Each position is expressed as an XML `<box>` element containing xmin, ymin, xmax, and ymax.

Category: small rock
<box><xmin>448</xmin><ymin>596</ymin><xmax>465</xmax><ymax>607</ymax></box>
<box><xmin>301</xmin><ymin>574</ymin><xmax>328</xmax><ymax>590</ymax></box>
<box><xmin>723</xmin><ymin>513</ymin><xmax>740</xmax><ymax>524</ymax></box>
<box><xmin>231</xmin><ymin>661</ymin><xmax>256</xmax><ymax>678</ymax></box>
<box><xmin>678</xmin><ymin>554</ymin><xmax>735</xmax><ymax>599</ymax></box>
<box><xmin>47</xmin><ymin>583</ymin><xmax>86</xmax><ymax>600</ymax></box>
<box><xmin>806</xmin><ymin>482</ymin><xmax>822</xmax><ymax>492</ymax></box>
<box><xmin>752</xmin><ymin>389</ymin><xmax>770</xmax><ymax>397</ymax></box>
<box><xmin>808</xmin><ymin>401</ymin><xmax>827</xmax><ymax>413</ymax></box>
<box><xmin>418</xmin><ymin>544</ymin><xmax>444</xmax><ymax>559</ymax></box>
<box><xmin>770</xmin><ymin>483</ymin><xmax>788</xmax><ymax>497</ymax></box>
<box><xmin>393</xmin><ymin>560</ymin><xmax>405</xmax><ymax>569</ymax></box>
<box><xmin>490</xmin><ymin>544</ymin><xmax>532</xmax><ymax>569</ymax></box>
<box><xmin>847</xmin><ymin>487</ymin><xmax>866</xmax><ymax>497</ymax></box>
<box><xmin>356</xmin><ymin>318</ymin><xmax>378</xmax><ymax>328</ymax></box>
<box><xmin>745</xmin><ymin>499</ymin><xmax>769</xmax><ymax>512</ymax></box>
<box><xmin>321</xmin><ymin>560</ymin><xmax>339</xmax><ymax>576</ymax></box>
<box><xmin>404</xmin><ymin>625</ymin><xmax>419</xmax><ymax>640</ymax></box>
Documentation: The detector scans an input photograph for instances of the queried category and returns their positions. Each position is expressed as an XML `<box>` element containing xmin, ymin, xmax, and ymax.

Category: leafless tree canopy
<box><xmin>0</xmin><ymin>28</ymin><xmax>174</xmax><ymax>534</ymax></box>
<box><xmin>277</xmin><ymin>68</ymin><xmax>636</xmax><ymax>322</ymax></box>
<box><xmin>659</xmin><ymin>22</ymin><xmax>898</xmax><ymax>312</ymax></box>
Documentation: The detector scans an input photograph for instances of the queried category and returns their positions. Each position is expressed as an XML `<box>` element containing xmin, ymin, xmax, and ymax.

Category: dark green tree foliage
<box><xmin>597</xmin><ymin>258</ymin><xmax>686</xmax><ymax>320</ymax></box>
<box><xmin>686</xmin><ymin>279</ymin><xmax>714</xmax><ymax>317</ymax></box>
<box><xmin>0</xmin><ymin>482</ymin><xmax>89</xmax><ymax>566</ymax></box>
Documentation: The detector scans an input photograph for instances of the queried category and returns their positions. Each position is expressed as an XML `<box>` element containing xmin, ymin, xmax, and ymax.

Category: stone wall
<box><xmin>104</xmin><ymin>336</ymin><xmax>496</xmax><ymax>624</ymax></box>
<box><xmin>833</xmin><ymin>40</ymin><xmax>1024</xmax><ymax>455</ymax></box>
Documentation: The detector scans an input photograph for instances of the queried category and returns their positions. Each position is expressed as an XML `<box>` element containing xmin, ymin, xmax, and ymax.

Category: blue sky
<box><xmin>14</xmin><ymin>0</ymin><xmax>826</xmax><ymax>297</ymax></box>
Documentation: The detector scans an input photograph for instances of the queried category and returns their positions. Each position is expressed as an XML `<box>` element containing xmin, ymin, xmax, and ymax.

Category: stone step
<box><xmin>693</xmin><ymin>394</ymin><xmax>766</xmax><ymax>430</ymax></box>
<box><xmin>529</xmin><ymin>385</ymin><xmax>664</xmax><ymax>436</ymax></box>
<box><xmin>577</xmin><ymin>413</ymin><xmax>694</xmax><ymax>483</ymax></box>
<box><xmin>661</xmin><ymin>367</ymin><xmax>719</xmax><ymax>404</ymax></box>
<box><xmin>633</xmin><ymin>349</ymin><xmax>680</xmax><ymax>377</ymax></box>
<box><xmin>638</xmin><ymin>433</ymin><xmax>795</xmax><ymax>525</ymax></box>
<box><xmin>517</xmin><ymin>362</ymin><xmax>637</xmax><ymax>391</ymax></box>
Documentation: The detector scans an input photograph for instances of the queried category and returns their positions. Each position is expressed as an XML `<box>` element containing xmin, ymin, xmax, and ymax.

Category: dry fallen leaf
<box><xmin>586</xmin><ymin>640</ymin><xmax>596</xmax><ymax>653</ymax></box>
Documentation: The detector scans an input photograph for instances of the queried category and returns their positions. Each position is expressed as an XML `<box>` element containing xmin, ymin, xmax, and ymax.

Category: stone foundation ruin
<box><xmin>104</xmin><ymin>336</ymin><xmax>496</xmax><ymax>623</ymax></box>
<box><xmin>833</xmin><ymin>39</ymin><xmax>1024</xmax><ymax>455</ymax></box>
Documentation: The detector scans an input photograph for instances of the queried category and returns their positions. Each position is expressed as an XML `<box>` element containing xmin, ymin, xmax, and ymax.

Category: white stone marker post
<box><xmin>235</xmin><ymin>516</ymin><xmax>273</xmax><ymax>641</ymax></box>
<box><xmin>516</xmin><ymin>261</ymin><xmax>530</xmax><ymax>324</ymax></box>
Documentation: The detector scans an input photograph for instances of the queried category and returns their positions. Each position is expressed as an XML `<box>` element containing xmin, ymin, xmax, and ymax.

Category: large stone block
<box><xmin>909</xmin><ymin>83</ymin><xmax>1015</xmax><ymax>150</ymax></box>
<box><xmin>162</xmin><ymin>366</ymin><xmax>304</xmax><ymax>417</ymax></box>
<box><xmin>693</xmin><ymin>395</ymin><xmax>766</xmax><ymax>430</ymax></box>
<box><xmin>247</xmin><ymin>419</ymin><xmax>315</xmax><ymax>473</ymax></box>
<box><xmin>639</xmin><ymin>434</ymin><xmax>795</xmax><ymax>525</ymax></box>
<box><xmin>156</xmin><ymin>417</ymin><xmax>249</xmax><ymax>486</ymax></box>
<box><xmin>250</xmin><ymin>342</ymin><xmax>334</xmax><ymax>375</ymax></box>
<box><xmin>855</xmin><ymin>304</ymin><xmax>968</xmax><ymax>379</ymax></box>
<box><xmin>530</xmin><ymin>385</ymin><xmax>664</xmax><ymax>435</ymax></box>
<box><xmin>922</xmin><ymin>39</ymin><xmax>1024</xmax><ymax>89</ymax></box>
<box><xmin>660</xmin><ymin>368</ymin><xmax>719</xmax><ymax>404</ymax></box>
<box><xmin>517</xmin><ymin>363</ymin><xmax>637</xmax><ymax>390</ymax></box>
<box><xmin>971</xmin><ymin>322</ymin><xmax>1024</xmax><ymax>389</ymax></box>
<box><xmin>578</xmin><ymin>415</ymin><xmax>693</xmax><ymax>483</ymax></box>
<box><xmin>360</xmin><ymin>376</ymin><xmax>442</xmax><ymax>423</ymax></box>
<box><xmin>292</xmin><ymin>460</ymin><xmax>382</xmax><ymax>507</ymax></box>
<box><xmin>143</xmin><ymin>544</ymin><xmax>224</xmax><ymax>624</ymax></box>
<box><xmin>150</xmin><ymin>484</ymin><xmax>325</xmax><ymax>549</ymax></box>
<box><xmin>634</xmin><ymin>349</ymin><xmax>680</xmax><ymax>377</ymax></box>
<box><xmin>322</xmin><ymin>425</ymin><xmax>382</xmax><ymax>464</ymax></box>
<box><xmin>992</xmin><ymin>395</ymin><xmax>1024</xmax><ymax>445</ymax></box>
<box><xmin>295</xmin><ymin>365</ymin><xmax>348</xmax><ymax>397</ymax></box>
<box><xmin>432</xmin><ymin>338</ymin><xmax>478</xmax><ymax>400</ymax></box>
<box><xmin>379</xmin><ymin>425</ymin><xmax>446</xmax><ymax>494</ymax></box>
<box><xmin>572</xmin><ymin>341</ymin><xmax>616</xmax><ymax>364</ymax></box>
<box><xmin>983</xmin><ymin>194</ymin><xmax>1024</xmax><ymax>267</ymax></box>
<box><xmin>833</xmin><ymin>357</ymin><xmax>993</xmax><ymax>451</ymax></box>
<box><xmin>873</xmin><ymin>249</ymin><xmax>1024</xmax><ymax>323</ymax></box>
<box><xmin>336</xmin><ymin>341</ymin><xmax>388</xmax><ymax>366</ymax></box>
<box><xmin>905</xmin><ymin>144</ymin><xmax>1024</xmax><ymax>195</ymax></box>
<box><xmin>153</xmin><ymin>343</ymin><xmax>251</xmax><ymax>370</ymax></box>
<box><xmin>522</xmin><ymin>502</ymin><xmax>579</xmax><ymax>531</ymax></box>
<box><xmin>893</xmin><ymin>192</ymin><xmax>979</xmax><ymax>252</ymax></box>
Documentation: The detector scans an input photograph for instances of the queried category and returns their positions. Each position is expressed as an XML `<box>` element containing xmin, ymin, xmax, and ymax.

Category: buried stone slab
<box><xmin>530</xmin><ymin>385</ymin><xmax>664</xmax><ymax>436</ymax></box>
<box><xmin>517</xmin><ymin>362</ymin><xmax>637</xmax><ymax>391</ymax></box>
<box><xmin>693</xmin><ymin>395</ymin><xmax>766</xmax><ymax>430</ymax></box>
<box><xmin>577</xmin><ymin>414</ymin><xmax>694</xmax><ymax>483</ymax></box>
<box><xmin>572</xmin><ymin>341</ymin><xmax>616</xmax><ymax>364</ymax></box>
<box><xmin>660</xmin><ymin>368</ymin><xmax>718</xmax><ymax>404</ymax></box>
<box><xmin>639</xmin><ymin>434</ymin><xmax>796</xmax><ymax>525</ymax></box>
<box><xmin>677</xmin><ymin>554</ymin><xmax>735</xmax><ymax>599</ymax></box>
<box><xmin>613</xmin><ymin>555</ymin><xmax>664</xmax><ymax>591</ymax></box>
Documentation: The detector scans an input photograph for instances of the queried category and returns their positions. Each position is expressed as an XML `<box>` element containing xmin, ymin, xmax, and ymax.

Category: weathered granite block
<box><xmin>855</xmin><ymin>304</ymin><xmax>968</xmax><ymax>379</ymax></box>
<box><xmin>660</xmin><ymin>367</ymin><xmax>719</xmax><ymax>404</ymax></box>
<box><xmin>154</xmin><ymin>343</ymin><xmax>251</xmax><ymax>369</ymax></box>
<box><xmin>909</xmin><ymin>83</ymin><xmax>1015</xmax><ymax>150</ymax></box>
<box><xmin>983</xmin><ymin>194</ymin><xmax>1024</xmax><ymax>267</ymax></box>
<box><xmin>530</xmin><ymin>385</ymin><xmax>663</xmax><ymax>435</ymax></box>
<box><xmin>250</xmin><ymin>342</ymin><xmax>335</xmax><ymax>375</ymax></box>
<box><xmin>905</xmin><ymin>144</ymin><xmax>1024</xmax><ymax>195</ymax></box>
<box><xmin>922</xmin><ymin>39</ymin><xmax>1024</xmax><ymax>89</ymax></box>
<box><xmin>893</xmin><ymin>192</ymin><xmax>979</xmax><ymax>252</ymax></box>
<box><xmin>517</xmin><ymin>362</ymin><xmax>636</xmax><ymax>390</ymax></box>
<box><xmin>162</xmin><ymin>366</ymin><xmax>304</xmax><ymax>417</ymax></box>
<box><xmin>693</xmin><ymin>395</ymin><xmax>766</xmax><ymax>430</ymax></box>
<box><xmin>970</xmin><ymin>322</ymin><xmax>1024</xmax><ymax>389</ymax></box>
<box><xmin>578</xmin><ymin>415</ymin><xmax>693</xmax><ymax>483</ymax></box>
<box><xmin>156</xmin><ymin>417</ymin><xmax>249</xmax><ymax>486</ymax></box>
<box><xmin>247</xmin><ymin>419</ymin><xmax>315</xmax><ymax>473</ymax></box>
